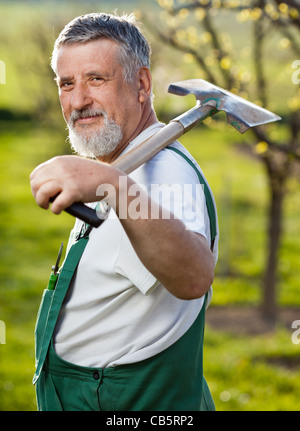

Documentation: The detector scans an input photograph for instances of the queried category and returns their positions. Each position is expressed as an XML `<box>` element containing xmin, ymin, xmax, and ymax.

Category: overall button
<box><xmin>93</xmin><ymin>371</ymin><xmax>100</xmax><ymax>380</ymax></box>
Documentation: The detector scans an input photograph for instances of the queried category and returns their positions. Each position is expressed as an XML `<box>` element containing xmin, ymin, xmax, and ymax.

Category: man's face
<box><xmin>55</xmin><ymin>39</ymin><xmax>142</xmax><ymax>159</ymax></box>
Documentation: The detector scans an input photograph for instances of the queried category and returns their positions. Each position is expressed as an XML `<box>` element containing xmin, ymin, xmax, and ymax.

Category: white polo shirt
<box><xmin>53</xmin><ymin>122</ymin><xmax>218</xmax><ymax>368</ymax></box>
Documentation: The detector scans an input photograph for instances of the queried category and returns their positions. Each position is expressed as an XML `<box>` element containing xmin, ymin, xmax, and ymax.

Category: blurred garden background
<box><xmin>0</xmin><ymin>0</ymin><xmax>300</xmax><ymax>411</ymax></box>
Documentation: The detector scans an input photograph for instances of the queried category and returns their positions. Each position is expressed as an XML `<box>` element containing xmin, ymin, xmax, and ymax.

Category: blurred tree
<box><xmin>143</xmin><ymin>0</ymin><xmax>300</xmax><ymax>322</ymax></box>
<box><xmin>8</xmin><ymin>13</ymin><xmax>67</xmax><ymax>146</ymax></box>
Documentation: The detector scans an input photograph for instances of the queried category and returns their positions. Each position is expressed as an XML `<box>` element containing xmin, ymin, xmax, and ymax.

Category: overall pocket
<box><xmin>35</xmin><ymin>289</ymin><xmax>55</xmax><ymax>365</ymax></box>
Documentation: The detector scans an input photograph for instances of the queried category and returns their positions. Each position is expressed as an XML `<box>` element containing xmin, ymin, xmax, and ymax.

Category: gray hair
<box><xmin>51</xmin><ymin>12</ymin><xmax>151</xmax><ymax>83</ymax></box>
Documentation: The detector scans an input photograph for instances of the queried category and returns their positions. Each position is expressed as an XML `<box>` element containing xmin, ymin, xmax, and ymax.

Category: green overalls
<box><xmin>33</xmin><ymin>147</ymin><xmax>217</xmax><ymax>411</ymax></box>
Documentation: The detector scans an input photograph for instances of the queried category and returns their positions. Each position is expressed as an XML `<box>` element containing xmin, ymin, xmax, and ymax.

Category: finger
<box><xmin>50</xmin><ymin>189</ymin><xmax>78</xmax><ymax>215</ymax></box>
<box><xmin>35</xmin><ymin>181</ymin><xmax>62</xmax><ymax>210</ymax></box>
<box><xmin>30</xmin><ymin>170</ymin><xmax>42</xmax><ymax>198</ymax></box>
<box><xmin>30</xmin><ymin>161</ymin><xmax>54</xmax><ymax>197</ymax></box>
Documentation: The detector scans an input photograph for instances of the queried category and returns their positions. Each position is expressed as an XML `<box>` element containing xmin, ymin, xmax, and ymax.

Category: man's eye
<box><xmin>60</xmin><ymin>82</ymin><xmax>74</xmax><ymax>90</ymax></box>
<box><xmin>90</xmin><ymin>77</ymin><xmax>104</xmax><ymax>85</ymax></box>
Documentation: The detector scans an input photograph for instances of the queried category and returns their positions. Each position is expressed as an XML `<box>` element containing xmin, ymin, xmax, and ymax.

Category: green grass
<box><xmin>0</xmin><ymin>122</ymin><xmax>73</xmax><ymax>410</ymax></box>
<box><xmin>204</xmin><ymin>327</ymin><xmax>300</xmax><ymax>411</ymax></box>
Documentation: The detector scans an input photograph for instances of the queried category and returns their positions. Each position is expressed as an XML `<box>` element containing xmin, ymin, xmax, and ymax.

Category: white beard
<box><xmin>67</xmin><ymin>109</ymin><xmax>123</xmax><ymax>158</ymax></box>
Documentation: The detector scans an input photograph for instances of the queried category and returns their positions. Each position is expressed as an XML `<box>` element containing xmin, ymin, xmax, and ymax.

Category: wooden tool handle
<box><xmin>63</xmin><ymin>121</ymin><xmax>184</xmax><ymax>227</ymax></box>
<box><xmin>112</xmin><ymin>121</ymin><xmax>184</xmax><ymax>173</ymax></box>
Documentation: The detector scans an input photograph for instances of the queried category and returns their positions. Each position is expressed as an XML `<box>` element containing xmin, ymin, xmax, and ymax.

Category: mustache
<box><xmin>68</xmin><ymin>108</ymin><xmax>107</xmax><ymax>127</ymax></box>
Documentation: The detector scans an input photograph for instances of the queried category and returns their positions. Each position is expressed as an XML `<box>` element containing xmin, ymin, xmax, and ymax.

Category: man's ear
<box><xmin>138</xmin><ymin>67</ymin><xmax>152</xmax><ymax>103</ymax></box>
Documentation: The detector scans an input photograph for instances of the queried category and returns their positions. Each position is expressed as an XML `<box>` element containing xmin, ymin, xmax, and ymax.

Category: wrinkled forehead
<box><xmin>54</xmin><ymin>38</ymin><xmax>122</xmax><ymax>74</ymax></box>
<box><xmin>55</xmin><ymin>39</ymin><xmax>122</xmax><ymax>76</ymax></box>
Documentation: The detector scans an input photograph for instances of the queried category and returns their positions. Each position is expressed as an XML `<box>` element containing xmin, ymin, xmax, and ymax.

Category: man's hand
<box><xmin>30</xmin><ymin>155</ymin><xmax>121</xmax><ymax>214</ymax></box>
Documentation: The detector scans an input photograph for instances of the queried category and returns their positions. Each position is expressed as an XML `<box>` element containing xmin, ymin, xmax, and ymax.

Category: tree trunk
<box><xmin>261</xmin><ymin>156</ymin><xmax>288</xmax><ymax>323</ymax></box>
<box><xmin>261</xmin><ymin>184</ymin><xmax>284</xmax><ymax>322</ymax></box>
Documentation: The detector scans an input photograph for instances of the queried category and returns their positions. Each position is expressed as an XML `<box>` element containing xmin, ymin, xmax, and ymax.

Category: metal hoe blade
<box><xmin>168</xmin><ymin>79</ymin><xmax>281</xmax><ymax>133</ymax></box>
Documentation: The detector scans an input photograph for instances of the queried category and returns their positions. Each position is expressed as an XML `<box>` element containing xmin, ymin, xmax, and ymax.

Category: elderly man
<box><xmin>30</xmin><ymin>12</ymin><xmax>218</xmax><ymax>411</ymax></box>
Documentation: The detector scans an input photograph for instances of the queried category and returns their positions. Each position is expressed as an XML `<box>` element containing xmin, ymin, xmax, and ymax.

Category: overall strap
<box><xmin>166</xmin><ymin>146</ymin><xmax>217</xmax><ymax>251</ymax></box>
<box><xmin>33</xmin><ymin>235</ymin><xmax>89</xmax><ymax>384</ymax></box>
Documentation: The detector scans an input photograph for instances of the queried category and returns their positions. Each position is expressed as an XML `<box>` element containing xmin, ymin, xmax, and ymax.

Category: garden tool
<box><xmin>59</xmin><ymin>78</ymin><xmax>281</xmax><ymax>227</ymax></box>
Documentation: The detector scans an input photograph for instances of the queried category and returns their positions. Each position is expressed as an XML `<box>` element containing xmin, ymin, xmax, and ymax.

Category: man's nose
<box><xmin>71</xmin><ymin>82</ymin><xmax>93</xmax><ymax>110</ymax></box>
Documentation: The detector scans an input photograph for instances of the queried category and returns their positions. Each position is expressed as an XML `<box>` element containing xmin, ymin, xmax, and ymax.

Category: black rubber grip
<box><xmin>65</xmin><ymin>202</ymin><xmax>103</xmax><ymax>227</ymax></box>
<box><xmin>49</xmin><ymin>196</ymin><xmax>103</xmax><ymax>227</ymax></box>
